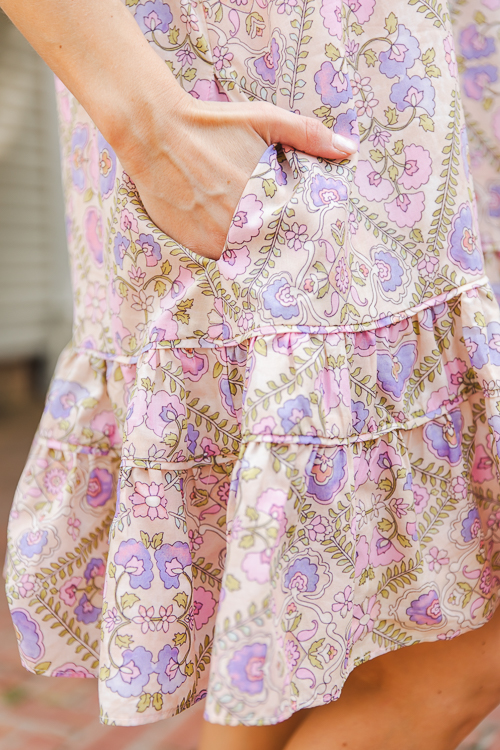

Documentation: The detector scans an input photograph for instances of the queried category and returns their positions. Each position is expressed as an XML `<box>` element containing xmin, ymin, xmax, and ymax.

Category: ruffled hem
<box><xmin>6</xmin><ymin>281</ymin><xmax>500</xmax><ymax>726</ymax></box>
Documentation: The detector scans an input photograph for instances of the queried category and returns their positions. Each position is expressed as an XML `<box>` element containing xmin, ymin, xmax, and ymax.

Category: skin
<box><xmin>199</xmin><ymin>603</ymin><xmax>500</xmax><ymax>750</ymax></box>
<box><xmin>2</xmin><ymin>2</ymin><xmax>499</xmax><ymax>748</ymax></box>
<box><xmin>0</xmin><ymin>0</ymin><xmax>357</xmax><ymax>260</ymax></box>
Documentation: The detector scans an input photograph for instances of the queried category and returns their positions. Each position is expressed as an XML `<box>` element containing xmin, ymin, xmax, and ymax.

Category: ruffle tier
<box><xmin>6</xmin><ymin>281</ymin><xmax>500</xmax><ymax>726</ymax></box>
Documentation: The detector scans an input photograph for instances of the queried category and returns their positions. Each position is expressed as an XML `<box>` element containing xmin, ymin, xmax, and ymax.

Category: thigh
<box><xmin>198</xmin><ymin>709</ymin><xmax>309</xmax><ymax>750</ymax></box>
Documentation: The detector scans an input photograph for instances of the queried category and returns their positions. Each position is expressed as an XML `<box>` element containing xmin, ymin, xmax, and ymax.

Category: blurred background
<box><xmin>0</xmin><ymin>7</ymin><xmax>498</xmax><ymax>750</ymax></box>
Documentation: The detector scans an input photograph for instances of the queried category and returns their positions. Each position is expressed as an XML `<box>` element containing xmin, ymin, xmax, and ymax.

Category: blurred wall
<box><xmin>0</xmin><ymin>10</ymin><xmax>72</xmax><ymax>382</ymax></box>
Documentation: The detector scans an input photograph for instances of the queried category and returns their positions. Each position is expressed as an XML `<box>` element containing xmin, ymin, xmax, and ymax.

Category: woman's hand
<box><xmin>116</xmin><ymin>94</ymin><xmax>358</xmax><ymax>260</ymax></box>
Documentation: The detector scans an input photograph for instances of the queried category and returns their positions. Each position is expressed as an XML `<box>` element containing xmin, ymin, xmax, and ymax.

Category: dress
<box><xmin>6</xmin><ymin>0</ymin><xmax>500</xmax><ymax>729</ymax></box>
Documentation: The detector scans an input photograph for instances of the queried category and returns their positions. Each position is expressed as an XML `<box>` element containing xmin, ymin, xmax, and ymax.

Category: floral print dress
<box><xmin>6</xmin><ymin>0</ymin><xmax>500</xmax><ymax>729</ymax></box>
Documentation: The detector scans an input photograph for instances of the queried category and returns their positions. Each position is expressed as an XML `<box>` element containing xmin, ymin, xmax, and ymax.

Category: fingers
<box><xmin>251</xmin><ymin>103</ymin><xmax>358</xmax><ymax>160</ymax></box>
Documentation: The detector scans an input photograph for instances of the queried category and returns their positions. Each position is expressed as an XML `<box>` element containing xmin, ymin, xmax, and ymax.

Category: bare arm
<box><xmin>0</xmin><ymin>0</ymin><xmax>357</xmax><ymax>258</ymax></box>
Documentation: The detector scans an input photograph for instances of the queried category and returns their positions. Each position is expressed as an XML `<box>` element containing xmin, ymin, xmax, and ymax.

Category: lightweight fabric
<box><xmin>6</xmin><ymin>0</ymin><xmax>500</xmax><ymax>729</ymax></box>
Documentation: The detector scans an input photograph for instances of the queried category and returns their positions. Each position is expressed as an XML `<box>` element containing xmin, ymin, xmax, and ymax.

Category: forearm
<box><xmin>0</xmin><ymin>0</ymin><xmax>186</xmax><ymax>154</ymax></box>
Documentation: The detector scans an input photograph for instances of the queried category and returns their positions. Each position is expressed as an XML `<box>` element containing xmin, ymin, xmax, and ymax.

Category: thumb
<box><xmin>250</xmin><ymin>102</ymin><xmax>358</xmax><ymax>160</ymax></box>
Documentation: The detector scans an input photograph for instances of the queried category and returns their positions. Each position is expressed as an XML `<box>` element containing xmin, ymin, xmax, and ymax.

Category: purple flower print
<box><xmin>114</xmin><ymin>539</ymin><xmax>154</xmax><ymax>590</ymax></box>
<box><xmin>254</xmin><ymin>38</ymin><xmax>280</xmax><ymax>84</ymax></box>
<box><xmin>51</xmin><ymin>663</ymin><xmax>93</xmax><ymax>678</ymax></box>
<box><xmin>284</xmin><ymin>557</ymin><xmax>319</xmax><ymax>592</ymax></box>
<box><xmin>84</xmin><ymin>557</ymin><xmax>106</xmax><ymax>582</ymax></box>
<box><xmin>463</xmin><ymin>65</ymin><xmax>497</xmax><ymax>100</ymax></box>
<box><xmin>113</xmin><ymin>233</ymin><xmax>130</xmax><ymax>270</ymax></box>
<box><xmin>373</xmin><ymin>249</ymin><xmax>404</xmax><ymax>293</ymax></box>
<box><xmin>314</xmin><ymin>62</ymin><xmax>353</xmax><ymax>108</ymax></box>
<box><xmin>406</xmin><ymin>590</ymin><xmax>443</xmax><ymax>625</ymax></box>
<box><xmin>228</xmin><ymin>643</ymin><xmax>267</xmax><ymax>695</ymax></box>
<box><xmin>70</xmin><ymin>125</ymin><xmax>88</xmax><ymax>192</ymax></box>
<box><xmin>461</xmin><ymin>508</ymin><xmax>481</xmax><ymax>542</ymax></box>
<box><xmin>137</xmin><ymin>233</ymin><xmax>162</xmax><ymax>267</ymax></box>
<box><xmin>489</xmin><ymin>185</ymin><xmax>500</xmax><ymax>217</ymax></box>
<box><xmin>186</xmin><ymin>423</ymin><xmax>199</xmax><ymax>455</ymax></box>
<box><xmin>46</xmin><ymin>379</ymin><xmax>90</xmax><ymax>419</ymax></box>
<box><xmin>154</xmin><ymin>644</ymin><xmax>187</xmax><ymax>693</ymax></box>
<box><xmin>390</xmin><ymin>75</ymin><xmax>435</xmax><ymax>115</ymax></box>
<box><xmin>448</xmin><ymin>205</ymin><xmax>482</xmax><ymax>273</ymax></box>
<box><xmin>278</xmin><ymin>395</ymin><xmax>312</xmax><ymax>431</ymax></box>
<box><xmin>334</xmin><ymin>108</ymin><xmax>360</xmax><ymax>147</ymax></box>
<box><xmin>18</xmin><ymin>529</ymin><xmax>48</xmax><ymax>559</ymax></box>
<box><xmin>145</xmin><ymin>392</ymin><xmax>185</xmax><ymax>438</ymax></box>
<box><xmin>106</xmin><ymin>646</ymin><xmax>154</xmax><ymax>698</ymax></box>
<box><xmin>423</xmin><ymin>409</ymin><xmax>463</xmax><ymax>465</ymax></box>
<box><xmin>262</xmin><ymin>278</ymin><xmax>299</xmax><ymax>320</ymax></box>
<box><xmin>154</xmin><ymin>541</ymin><xmax>191</xmax><ymax>589</ymax></box>
<box><xmin>459</xmin><ymin>25</ymin><xmax>495</xmax><ymax>60</ymax></box>
<box><xmin>263</xmin><ymin>144</ymin><xmax>288</xmax><ymax>186</ymax></box>
<box><xmin>134</xmin><ymin>1</ymin><xmax>173</xmax><ymax>34</ymax></box>
<box><xmin>490</xmin><ymin>415</ymin><xmax>500</xmax><ymax>459</ymax></box>
<box><xmin>98</xmin><ymin>133</ymin><xmax>116</xmax><ymax>199</ymax></box>
<box><xmin>379</xmin><ymin>25</ymin><xmax>420</xmax><ymax>78</ymax></box>
<box><xmin>351</xmin><ymin>400</ymin><xmax>369</xmax><ymax>433</ymax></box>
<box><xmin>86</xmin><ymin>468</ymin><xmax>113</xmax><ymax>507</ymax></box>
<box><xmin>306</xmin><ymin>446</ymin><xmax>348</xmax><ymax>503</ymax></box>
<box><xmin>462</xmin><ymin>325</ymin><xmax>489</xmax><ymax>368</ymax></box>
<box><xmin>11</xmin><ymin>609</ymin><xmax>44</xmax><ymax>661</ymax></box>
<box><xmin>75</xmin><ymin>593</ymin><xmax>101</xmax><ymax>624</ymax></box>
<box><xmin>310</xmin><ymin>173</ymin><xmax>348</xmax><ymax>207</ymax></box>
<box><xmin>377</xmin><ymin>342</ymin><xmax>417</xmax><ymax>399</ymax></box>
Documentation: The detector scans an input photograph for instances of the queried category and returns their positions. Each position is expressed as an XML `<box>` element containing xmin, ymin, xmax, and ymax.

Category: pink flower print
<box><xmin>227</xmin><ymin>194</ymin><xmax>263</xmax><ymax>245</ymax></box>
<box><xmin>369</xmin><ymin>126</ymin><xmax>391</xmax><ymax>148</ymax></box>
<box><xmin>413</xmin><ymin>482</ymin><xmax>430</xmax><ymax>513</ymax></box>
<box><xmin>102</xmin><ymin>608</ymin><xmax>121</xmax><ymax>634</ymax></box>
<box><xmin>400</xmin><ymin>145</ymin><xmax>432</xmax><ymax>190</ymax></box>
<box><xmin>354</xmin><ymin>534</ymin><xmax>370</xmax><ymax>576</ymax></box>
<box><xmin>157</xmin><ymin>605</ymin><xmax>176</xmax><ymax>633</ymax></box>
<box><xmin>277</xmin><ymin>0</ymin><xmax>298</xmax><ymax>13</ymax></box>
<box><xmin>238</xmin><ymin>310</ymin><xmax>254</xmax><ymax>331</ymax></box>
<box><xmin>391</xmin><ymin>497</ymin><xmax>409</xmax><ymax>518</ymax></box>
<box><xmin>242</xmin><ymin>548</ymin><xmax>273</xmax><ymax>583</ymax></box>
<box><xmin>133</xmin><ymin>605</ymin><xmax>156</xmax><ymax>634</ymax></box>
<box><xmin>354</xmin><ymin>160</ymin><xmax>393</xmax><ymax>202</ymax></box>
<box><xmin>253</xmin><ymin>416</ymin><xmax>277</xmax><ymax>434</ymax></box>
<box><xmin>177</xmin><ymin>349</ymin><xmax>209</xmax><ymax>381</ymax></box>
<box><xmin>331</xmin><ymin>585</ymin><xmax>353</xmax><ymax>618</ymax></box>
<box><xmin>284</xmin><ymin>639</ymin><xmax>300</xmax><ymax>668</ymax></box>
<box><xmin>369</xmin><ymin>528</ymin><xmax>404</xmax><ymax>567</ymax></box>
<box><xmin>130</xmin><ymin>481</ymin><xmax>168</xmax><ymax>521</ymax></box>
<box><xmin>320</xmin><ymin>0</ymin><xmax>342</xmax><ymax>38</ymax></box>
<box><xmin>18</xmin><ymin>574</ymin><xmax>36</xmax><ymax>598</ymax></box>
<box><xmin>84</xmin><ymin>207</ymin><xmax>103</xmax><ymax>266</ymax></box>
<box><xmin>120</xmin><ymin>208</ymin><xmax>139</xmax><ymax>234</ymax></box>
<box><xmin>189</xmin><ymin>78</ymin><xmax>230</xmax><ymax>102</ymax></box>
<box><xmin>385</xmin><ymin>192</ymin><xmax>425</xmax><ymax>228</ymax></box>
<box><xmin>145</xmin><ymin>391</ymin><xmax>185</xmax><ymax>438</ymax></box>
<box><xmin>192</xmin><ymin>587</ymin><xmax>216</xmax><ymax>630</ymax></box>
<box><xmin>356</xmin><ymin>91</ymin><xmax>379</xmax><ymax>117</ymax></box>
<box><xmin>180</xmin><ymin>6</ymin><xmax>199</xmax><ymax>33</ymax></box>
<box><xmin>213</xmin><ymin>45</ymin><xmax>234</xmax><ymax>71</ymax></box>
<box><xmin>131</xmin><ymin>290</ymin><xmax>154</xmax><ymax>312</ymax></box>
<box><xmin>126</xmin><ymin>389</ymin><xmax>148</xmax><ymax>434</ymax></box>
<box><xmin>188</xmin><ymin>529</ymin><xmax>203</xmax><ymax>552</ymax></box>
<box><xmin>450</xmin><ymin>475</ymin><xmax>468</xmax><ymax>499</ymax></box>
<box><xmin>426</xmin><ymin>385</ymin><xmax>460</xmax><ymax>415</ymax></box>
<box><xmin>417</xmin><ymin>255</ymin><xmax>439</xmax><ymax>275</ymax></box>
<box><xmin>129</xmin><ymin>265</ymin><xmax>146</xmax><ymax>284</ymax></box>
<box><xmin>67</xmin><ymin>515</ymin><xmax>81</xmax><ymax>541</ymax></box>
<box><xmin>315</xmin><ymin>365</ymin><xmax>350</xmax><ymax>412</ymax></box>
<box><xmin>425</xmin><ymin>547</ymin><xmax>449</xmax><ymax>573</ymax></box>
<box><xmin>84</xmin><ymin>282</ymin><xmax>107</xmax><ymax>323</ymax></box>
<box><xmin>335</xmin><ymin>257</ymin><xmax>350</xmax><ymax>294</ymax></box>
<box><xmin>306</xmin><ymin>515</ymin><xmax>333</xmax><ymax>542</ymax></box>
<box><xmin>43</xmin><ymin>467</ymin><xmax>66</xmax><ymax>498</ymax></box>
<box><xmin>91</xmin><ymin>410</ymin><xmax>120</xmax><ymax>447</ymax></box>
<box><xmin>217</xmin><ymin>481</ymin><xmax>230</xmax><ymax>504</ymax></box>
<box><xmin>351</xmin><ymin>594</ymin><xmax>381</xmax><ymax>643</ymax></box>
<box><xmin>285</xmin><ymin>223</ymin><xmax>308</xmax><ymax>251</ymax></box>
<box><xmin>60</xmin><ymin>576</ymin><xmax>82</xmax><ymax>607</ymax></box>
<box><xmin>219</xmin><ymin>246</ymin><xmax>251</xmax><ymax>280</ymax></box>
<box><xmin>368</xmin><ymin>441</ymin><xmax>402</xmax><ymax>483</ymax></box>
<box><xmin>348</xmin><ymin>0</ymin><xmax>376</xmax><ymax>23</ymax></box>
<box><xmin>472</xmin><ymin>444</ymin><xmax>494</xmax><ymax>483</ymax></box>
<box><xmin>176</xmin><ymin>45</ymin><xmax>196</xmax><ymax>67</ymax></box>
<box><xmin>201</xmin><ymin>436</ymin><xmax>220</xmax><ymax>457</ymax></box>
<box><xmin>444</xmin><ymin>36</ymin><xmax>458</xmax><ymax>78</ymax></box>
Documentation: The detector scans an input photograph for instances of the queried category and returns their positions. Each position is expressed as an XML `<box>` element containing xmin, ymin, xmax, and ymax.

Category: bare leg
<box><xmin>199</xmin><ymin>604</ymin><xmax>500</xmax><ymax>750</ymax></box>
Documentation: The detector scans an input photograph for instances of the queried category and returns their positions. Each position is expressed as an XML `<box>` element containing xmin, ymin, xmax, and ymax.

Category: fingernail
<box><xmin>332</xmin><ymin>133</ymin><xmax>357</xmax><ymax>154</ymax></box>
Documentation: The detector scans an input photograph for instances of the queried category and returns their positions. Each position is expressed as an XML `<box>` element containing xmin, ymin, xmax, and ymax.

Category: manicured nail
<box><xmin>332</xmin><ymin>133</ymin><xmax>357</xmax><ymax>154</ymax></box>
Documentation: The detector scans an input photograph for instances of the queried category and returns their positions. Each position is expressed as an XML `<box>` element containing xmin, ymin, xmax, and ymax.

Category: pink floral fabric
<box><xmin>6</xmin><ymin>0</ymin><xmax>500</xmax><ymax>729</ymax></box>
